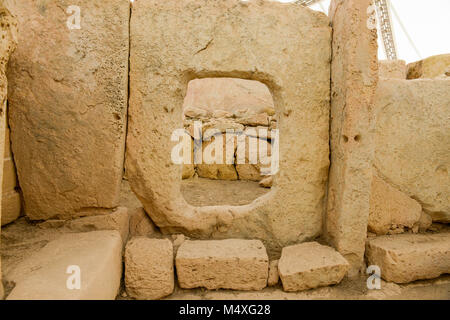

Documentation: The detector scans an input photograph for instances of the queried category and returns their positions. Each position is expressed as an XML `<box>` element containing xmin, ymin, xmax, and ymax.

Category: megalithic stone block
<box><xmin>5</xmin><ymin>0</ymin><xmax>130</xmax><ymax>220</ymax></box>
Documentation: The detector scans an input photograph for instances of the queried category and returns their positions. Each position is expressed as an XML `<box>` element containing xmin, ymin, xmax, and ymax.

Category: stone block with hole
<box><xmin>176</xmin><ymin>239</ymin><xmax>269</xmax><ymax>290</ymax></box>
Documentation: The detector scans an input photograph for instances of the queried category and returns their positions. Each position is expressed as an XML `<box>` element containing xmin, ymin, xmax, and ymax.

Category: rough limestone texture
<box><xmin>365</xmin><ymin>233</ymin><xmax>450</xmax><ymax>283</ymax></box>
<box><xmin>6</xmin><ymin>231</ymin><xmax>122</xmax><ymax>300</ymax></box>
<box><xmin>66</xmin><ymin>207</ymin><xmax>129</xmax><ymax>243</ymax></box>
<box><xmin>1</xmin><ymin>121</ymin><xmax>22</xmax><ymax>226</ymax></box>
<box><xmin>125</xmin><ymin>238</ymin><xmax>174</xmax><ymax>300</ymax></box>
<box><xmin>127</xmin><ymin>0</ymin><xmax>331</xmax><ymax>255</ymax></box>
<box><xmin>407</xmin><ymin>54</ymin><xmax>450</xmax><ymax>79</ymax></box>
<box><xmin>176</xmin><ymin>239</ymin><xmax>269</xmax><ymax>290</ymax></box>
<box><xmin>129</xmin><ymin>207</ymin><xmax>159</xmax><ymax>237</ymax></box>
<box><xmin>378</xmin><ymin>60</ymin><xmax>406</xmax><ymax>79</ymax></box>
<box><xmin>326</xmin><ymin>0</ymin><xmax>378</xmax><ymax>275</ymax></box>
<box><xmin>268</xmin><ymin>260</ymin><xmax>280</xmax><ymax>287</ymax></box>
<box><xmin>278</xmin><ymin>242</ymin><xmax>350</xmax><ymax>292</ymax></box>
<box><xmin>183</xmin><ymin>78</ymin><xmax>274</xmax><ymax>118</ymax></box>
<box><xmin>0</xmin><ymin>3</ymin><xmax>17</xmax><ymax>299</ymax></box>
<box><xmin>5</xmin><ymin>0</ymin><xmax>130</xmax><ymax>220</ymax></box>
<box><xmin>374</xmin><ymin>79</ymin><xmax>450</xmax><ymax>223</ymax></box>
<box><xmin>368</xmin><ymin>174</ymin><xmax>422</xmax><ymax>235</ymax></box>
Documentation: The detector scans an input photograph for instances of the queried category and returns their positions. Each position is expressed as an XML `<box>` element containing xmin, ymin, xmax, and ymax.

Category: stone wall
<box><xmin>5</xmin><ymin>0</ymin><xmax>130</xmax><ymax>220</ymax></box>
<box><xmin>182</xmin><ymin>78</ymin><xmax>275</xmax><ymax>183</ymax></box>
<box><xmin>0</xmin><ymin>2</ymin><xmax>17</xmax><ymax>299</ymax></box>
<box><xmin>126</xmin><ymin>0</ymin><xmax>331</xmax><ymax>255</ymax></box>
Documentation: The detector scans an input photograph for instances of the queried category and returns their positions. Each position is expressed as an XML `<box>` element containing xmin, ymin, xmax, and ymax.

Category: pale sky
<box><xmin>130</xmin><ymin>0</ymin><xmax>450</xmax><ymax>63</ymax></box>
<box><xmin>278</xmin><ymin>0</ymin><xmax>450</xmax><ymax>63</ymax></box>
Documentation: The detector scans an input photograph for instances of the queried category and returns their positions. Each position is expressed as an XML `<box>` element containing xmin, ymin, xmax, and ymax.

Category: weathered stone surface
<box><xmin>418</xmin><ymin>211</ymin><xmax>433</xmax><ymax>232</ymax></box>
<box><xmin>278</xmin><ymin>242</ymin><xmax>350</xmax><ymax>291</ymax></box>
<box><xmin>6</xmin><ymin>231</ymin><xmax>122</xmax><ymax>300</ymax></box>
<box><xmin>378</xmin><ymin>60</ymin><xmax>406</xmax><ymax>79</ymax></box>
<box><xmin>368</xmin><ymin>174</ymin><xmax>422</xmax><ymax>235</ymax></box>
<box><xmin>176</xmin><ymin>239</ymin><xmax>269</xmax><ymax>290</ymax></box>
<box><xmin>0</xmin><ymin>2</ymin><xmax>17</xmax><ymax>299</ymax></box>
<box><xmin>407</xmin><ymin>54</ymin><xmax>450</xmax><ymax>79</ymax></box>
<box><xmin>5</xmin><ymin>0</ymin><xmax>130</xmax><ymax>220</ymax></box>
<box><xmin>374</xmin><ymin>79</ymin><xmax>450</xmax><ymax>223</ymax></box>
<box><xmin>365</xmin><ymin>233</ymin><xmax>450</xmax><ymax>283</ymax></box>
<box><xmin>125</xmin><ymin>238</ymin><xmax>174</xmax><ymax>300</ymax></box>
<box><xmin>235</xmin><ymin>135</ymin><xmax>272</xmax><ymax>181</ymax></box>
<box><xmin>1</xmin><ymin>190</ymin><xmax>21</xmax><ymax>226</ymax></box>
<box><xmin>326</xmin><ymin>0</ymin><xmax>379</xmax><ymax>275</ymax></box>
<box><xmin>183</xmin><ymin>78</ymin><xmax>274</xmax><ymax>119</ymax></box>
<box><xmin>259</xmin><ymin>176</ymin><xmax>273</xmax><ymax>188</ymax></box>
<box><xmin>127</xmin><ymin>0</ymin><xmax>331</xmax><ymax>254</ymax></box>
<box><xmin>196</xmin><ymin>134</ymin><xmax>238</xmax><ymax>180</ymax></box>
<box><xmin>129</xmin><ymin>207</ymin><xmax>159</xmax><ymax>237</ymax></box>
<box><xmin>268</xmin><ymin>260</ymin><xmax>280</xmax><ymax>287</ymax></box>
<box><xmin>67</xmin><ymin>207</ymin><xmax>129</xmax><ymax>243</ymax></box>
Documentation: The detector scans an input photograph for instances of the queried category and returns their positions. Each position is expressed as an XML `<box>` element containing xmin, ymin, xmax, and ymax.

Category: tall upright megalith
<box><xmin>5</xmin><ymin>0</ymin><xmax>130</xmax><ymax>220</ymax></box>
<box><xmin>0</xmin><ymin>2</ymin><xmax>17</xmax><ymax>299</ymax></box>
<box><xmin>326</xmin><ymin>0</ymin><xmax>378</xmax><ymax>275</ymax></box>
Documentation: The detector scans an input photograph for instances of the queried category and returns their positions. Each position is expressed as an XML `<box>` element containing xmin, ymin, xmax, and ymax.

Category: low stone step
<box><xmin>365</xmin><ymin>233</ymin><xmax>450</xmax><ymax>283</ymax></box>
<box><xmin>278</xmin><ymin>242</ymin><xmax>349</xmax><ymax>292</ymax></box>
<box><xmin>6</xmin><ymin>230</ymin><xmax>122</xmax><ymax>300</ymax></box>
<box><xmin>176</xmin><ymin>239</ymin><xmax>269</xmax><ymax>290</ymax></box>
<box><xmin>124</xmin><ymin>237</ymin><xmax>174</xmax><ymax>300</ymax></box>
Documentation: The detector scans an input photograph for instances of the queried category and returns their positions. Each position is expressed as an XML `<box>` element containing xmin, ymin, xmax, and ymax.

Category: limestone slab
<box><xmin>5</xmin><ymin>0</ymin><xmax>130</xmax><ymax>220</ymax></box>
<box><xmin>6</xmin><ymin>231</ymin><xmax>122</xmax><ymax>300</ymax></box>
<box><xmin>176</xmin><ymin>239</ymin><xmax>269</xmax><ymax>290</ymax></box>
<box><xmin>278</xmin><ymin>242</ymin><xmax>349</xmax><ymax>291</ymax></box>
<box><xmin>326</xmin><ymin>0</ymin><xmax>379</xmax><ymax>275</ymax></box>
<box><xmin>366</xmin><ymin>233</ymin><xmax>450</xmax><ymax>283</ymax></box>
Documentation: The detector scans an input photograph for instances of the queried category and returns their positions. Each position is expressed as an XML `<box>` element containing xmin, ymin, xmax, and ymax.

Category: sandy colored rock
<box><xmin>129</xmin><ymin>207</ymin><xmax>158</xmax><ymax>237</ymax></box>
<box><xmin>407</xmin><ymin>54</ymin><xmax>450</xmax><ymax>79</ymax></box>
<box><xmin>176</xmin><ymin>239</ymin><xmax>269</xmax><ymax>290</ymax></box>
<box><xmin>125</xmin><ymin>238</ymin><xmax>174</xmax><ymax>300</ymax></box>
<box><xmin>183</xmin><ymin>78</ymin><xmax>274</xmax><ymax>119</ymax></box>
<box><xmin>326</xmin><ymin>0</ymin><xmax>379</xmax><ymax>275</ymax></box>
<box><xmin>5</xmin><ymin>0</ymin><xmax>130</xmax><ymax>220</ymax></box>
<box><xmin>368</xmin><ymin>174</ymin><xmax>422</xmax><ymax>235</ymax></box>
<box><xmin>374</xmin><ymin>79</ymin><xmax>450</xmax><ymax>223</ymax></box>
<box><xmin>127</xmin><ymin>0</ymin><xmax>330</xmax><ymax>255</ymax></box>
<box><xmin>278</xmin><ymin>242</ymin><xmax>350</xmax><ymax>292</ymax></box>
<box><xmin>1</xmin><ymin>190</ymin><xmax>21</xmax><ymax>226</ymax></box>
<box><xmin>6</xmin><ymin>231</ymin><xmax>122</xmax><ymax>300</ymax></box>
<box><xmin>418</xmin><ymin>211</ymin><xmax>433</xmax><ymax>232</ymax></box>
<box><xmin>236</xmin><ymin>135</ymin><xmax>272</xmax><ymax>181</ymax></box>
<box><xmin>196</xmin><ymin>134</ymin><xmax>238</xmax><ymax>180</ymax></box>
<box><xmin>259</xmin><ymin>176</ymin><xmax>273</xmax><ymax>188</ymax></box>
<box><xmin>0</xmin><ymin>2</ymin><xmax>17</xmax><ymax>299</ymax></box>
<box><xmin>268</xmin><ymin>260</ymin><xmax>280</xmax><ymax>287</ymax></box>
<box><xmin>2</xmin><ymin>158</ymin><xmax>17</xmax><ymax>192</ymax></box>
<box><xmin>378</xmin><ymin>60</ymin><xmax>406</xmax><ymax>79</ymax></box>
<box><xmin>66</xmin><ymin>207</ymin><xmax>129</xmax><ymax>243</ymax></box>
<box><xmin>365</xmin><ymin>233</ymin><xmax>450</xmax><ymax>284</ymax></box>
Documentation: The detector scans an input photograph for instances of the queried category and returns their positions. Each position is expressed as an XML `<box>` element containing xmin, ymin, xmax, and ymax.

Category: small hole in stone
<box><xmin>343</xmin><ymin>135</ymin><xmax>349</xmax><ymax>143</ymax></box>
<box><xmin>354</xmin><ymin>135</ymin><xmax>361</xmax><ymax>142</ymax></box>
